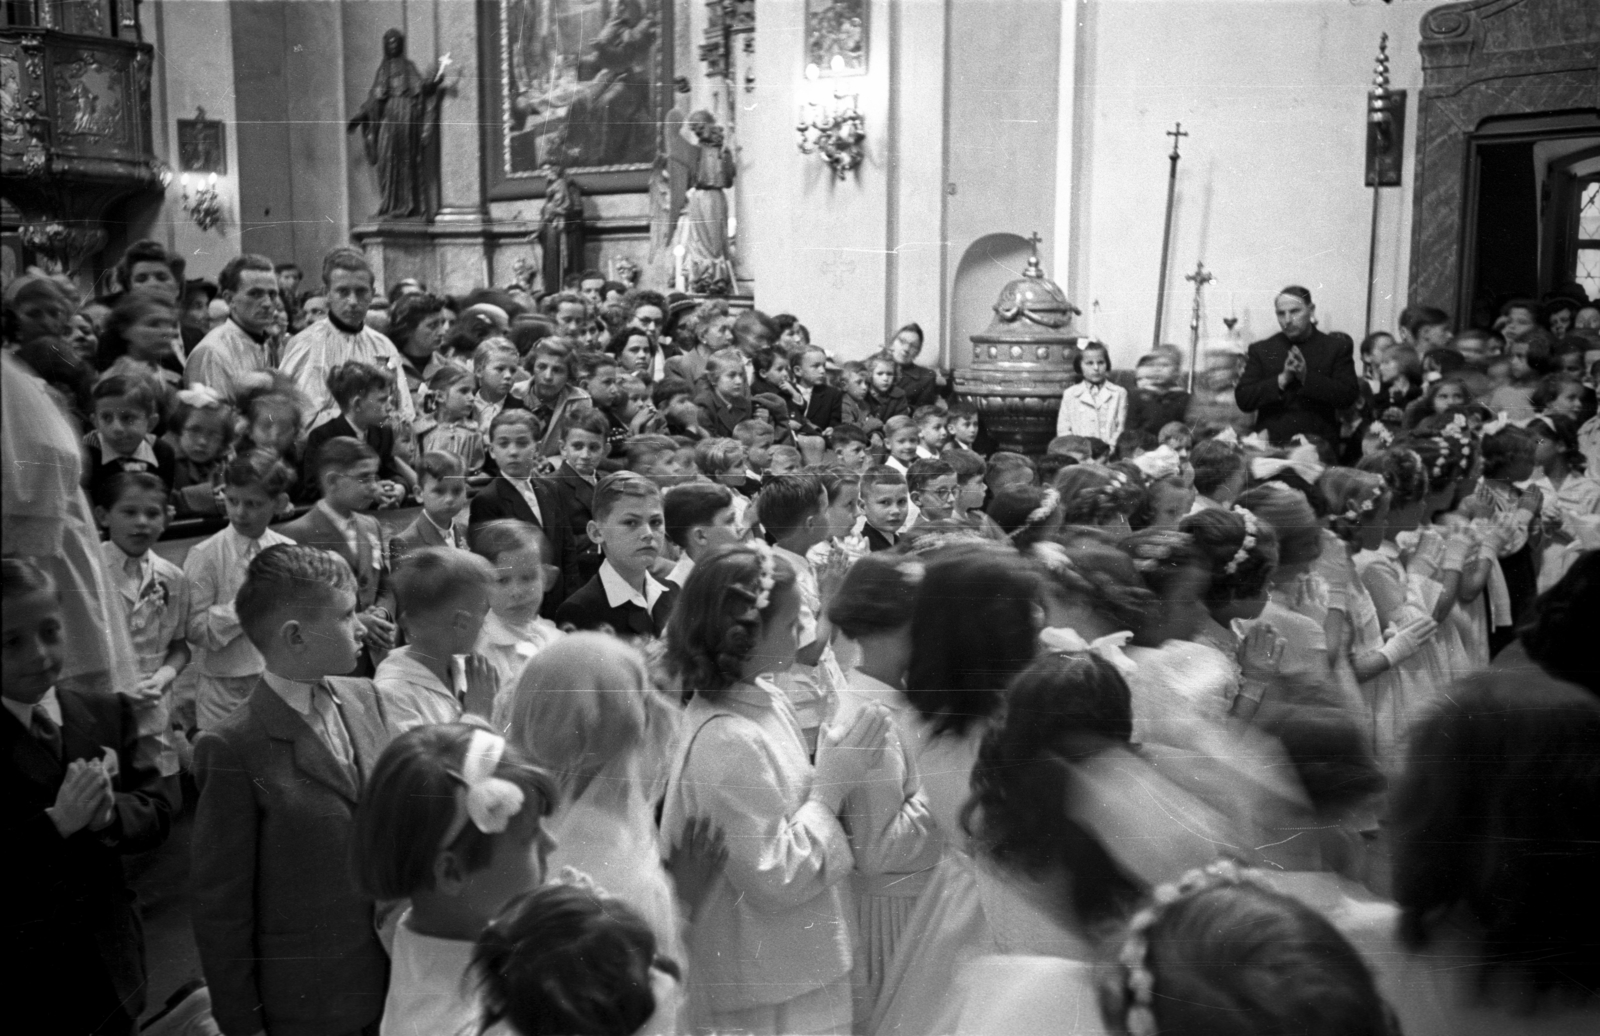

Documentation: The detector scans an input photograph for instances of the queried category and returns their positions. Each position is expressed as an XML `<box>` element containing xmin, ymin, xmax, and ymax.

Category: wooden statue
<box><xmin>535</xmin><ymin>162</ymin><xmax>585</xmax><ymax>294</ymax></box>
<box><xmin>348</xmin><ymin>29</ymin><xmax>448</xmax><ymax>220</ymax></box>
<box><xmin>677</xmin><ymin>111</ymin><xmax>737</xmax><ymax>294</ymax></box>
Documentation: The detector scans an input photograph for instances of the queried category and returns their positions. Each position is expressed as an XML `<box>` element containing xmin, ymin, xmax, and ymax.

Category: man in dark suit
<box><xmin>4</xmin><ymin>560</ymin><xmax>172</xmax><ymax>1036</ymax></box>
<box><xmin>190</xmin><ymin>546</ymin><xmax>392</xmax><ymax>1036</ymax></box>
<box><xmin>1233</xmin><ymin>285</ymin><xmax>1360</xmax><ymax>445</ymax></box>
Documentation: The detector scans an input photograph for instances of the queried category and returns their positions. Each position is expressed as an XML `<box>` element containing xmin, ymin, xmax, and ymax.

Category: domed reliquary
<box><xmin>953</xmin><ymin>242</ymin><xmax>1084</xmax><ymax>457</ymax></box>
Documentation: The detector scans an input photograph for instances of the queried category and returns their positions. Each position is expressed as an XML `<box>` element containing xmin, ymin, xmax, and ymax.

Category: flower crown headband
<box><xmin>441</xmin><ymin>729</ymin><xmax>527</xmax><ymax>847</ymax></box>
<box><xmin>1005</xmin><ymin>487</ymin><xmax>1061</xmax><ymax>541</ymax></box>
<box><xmin>1112</xmin><ymin>858</ymin><xmax>1251</xmax><ymax>1036</ymax></box>
<box><xmin>746</xmin><ymin>541</ymin><xmax>777</xmax><ymax>614</ymax></box>
<box><xmin>1224</xmin><ymin>506</ymin><xmax>1258</xmax><ymax>575</ymax></box>
<box><xmin>1340</xmin><ymin>488</ymin><xmax>1380</xmax><ymax>524</ymax></box>
<box><xmin>1126</xmin><ymin>530</ymin><xmax>1191</xmax><ymax>573</ymax></box>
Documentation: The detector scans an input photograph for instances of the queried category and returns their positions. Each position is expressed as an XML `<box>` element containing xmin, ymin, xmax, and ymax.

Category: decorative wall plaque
<box><xmin>176</xmin><ymin>106</ymin><xmax>225</xmax><ymax>175</ymax></box>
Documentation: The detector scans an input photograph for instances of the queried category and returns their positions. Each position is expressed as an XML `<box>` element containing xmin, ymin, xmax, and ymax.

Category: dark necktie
<box><xmin>32</xmin><ymin>706</ymin><xmax>62</xmax><ymax>760</ymax></box>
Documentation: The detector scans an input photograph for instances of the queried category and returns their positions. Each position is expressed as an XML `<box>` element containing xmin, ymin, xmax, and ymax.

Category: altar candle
<box><xmin>674</xmin><ymin>244</ymin><xmax>687</xmax><ymax>292</ymax></box>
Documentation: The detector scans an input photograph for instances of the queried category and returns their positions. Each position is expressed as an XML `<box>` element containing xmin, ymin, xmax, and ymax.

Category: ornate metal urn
<box><xmin>953</xmin><ymin>240</ymin><xmax>1083</xmax><ymax>456</ymax></box>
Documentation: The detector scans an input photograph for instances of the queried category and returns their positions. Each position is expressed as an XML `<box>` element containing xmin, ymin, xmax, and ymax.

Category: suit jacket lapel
<box><xmin>2</xmin><ymin>709</ymin><xmax>64</xmax><ymax>787</ymax></box>
<box><xmin>249</xmin><ymin>679</ymin><xmax>359</xmax><ymax>804</ymax></box>
<box><xmin>56</xmin><ymin>688</ymin><xmax>104</xmax><ymax>765</ymax></box>
<box><xmin>500</xmin><ymin>479</ymin><xmax>537</xmax><ymax>526</ymax></box>
<box><xmin>308</xmin><ymin>507</ymin><xmax>360</xmax><ymax>574</ymax></box>
<box><xmin>327</xmin><ymin>678</ymin><xmax>387</xmax><ymax>784</ymax></box>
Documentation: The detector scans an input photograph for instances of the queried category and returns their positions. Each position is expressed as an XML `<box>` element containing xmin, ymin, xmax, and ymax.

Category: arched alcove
<box><xmin>949</xmin><ymin>232</ymin><xmax>1034</xmax><ymax>368</ymax></box>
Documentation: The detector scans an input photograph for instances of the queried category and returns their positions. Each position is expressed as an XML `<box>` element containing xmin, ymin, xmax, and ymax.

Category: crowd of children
<box><xmin>4</xmin><ymin>247</ymin><xmax>1600</xmax><ymax>1036</ymax></box>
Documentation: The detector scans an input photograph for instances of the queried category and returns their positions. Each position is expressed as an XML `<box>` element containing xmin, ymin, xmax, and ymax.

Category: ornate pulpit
<box><xmin>1</xmin><ymin>0</ymin><xmax>160</xmax><ymax>277</ymax></box>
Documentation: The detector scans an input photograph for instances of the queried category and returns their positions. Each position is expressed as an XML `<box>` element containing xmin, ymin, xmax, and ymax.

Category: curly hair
<box><xmin>1477</xmin><ymin>424</ymin><xmax>1536</xmax><ymax>481</ymax></box>
<box><xmin>475</xmin><ymin>883</ymin><xmax>664</xmax><ymax>1036</ymax></box>
<box><xmin>905</xmin><ymin>544</ymin><xmax>1040</xmax><ymax>738</ymax></box>
<box><xmin>1054</xmin><ymin>464</ymin><xmax>1139</xmax><ymax>526</ymax></box>
<box><xmin>962</xmin><ymin>652</ymin><xmax>1140</xmax><ymax>928</ymax></box>
<box><xmin>1392</xmin><ymin>673</ymin><xmax>1600</xmax><ymax>1002</ymax></box>
<box><xmin>1233</xmin><ymin>482</ymin><xmax>1323</xmax><ymax>567</ymax></box>
<box><xmin>1396</xmin><ymin>424</ymin><xmax>1472</xmax><ymax>493</ymax></box>
<box><xmin>664</xmin><ymin>544</ymin><xmax>799</xmax><ymax>696</ymax></box>
<box><xmin>1357</xmin><ymin>447</ymin><xmax>1429</xmax><ymax>508</ymax></box>
<box><xmin>1178</xmin><ymin>506</ymin><xmax>1279</xmax><ymax>609</ymax></box>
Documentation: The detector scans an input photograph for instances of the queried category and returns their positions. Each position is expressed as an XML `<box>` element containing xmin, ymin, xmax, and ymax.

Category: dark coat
<box><xmin>798</xmin><ymin>384</ymin><xmax>845</xmax><ymax>435</ymax></box>
<box><xmin>302</xmin><ymin>414</ymin><xmax>401</xmax><ymax>497</ymax></box>
<box><xmin>3</xmin><ymin>687</ymin><xmax>173</xmax><ymax>1036</ymax></box>
<box><xmin>82</xmin><ymin>432</ymin><xmax>178</xmax><ymax>501</ymax></box>
<box><xmin>554</xmin><ymin>571</ymin><xmax>678</xmax><ymax>640</ymax></box>
<box><xmin>1233</xmin><ymin>329</ymin><xmax>1360</xmax><ymax>445</ymax></box>
<box><xmin>865</xmin><ymin>386</ymin><xmax>911</xmax><ymax>425</ymax></box>
<box><xmin>389</xmin><ymin>510</ymin><xmax>466</xmax><ymax>564</ymax></box>
<box><xmin>190</xmin><ymin>678</ymin><xmax>392</xmax><ymax>1036</ymax></box>
<box><xmin>696</xmin><ymin>390</ymin><xmax>754</xmax><ymax>438</ymax></box>
<box><xmin>863</xmin><ymin>522</ymin><xmax>898</xmax><ymax>553</ymax></box>
<box><xmin>548</xmin><ymin>463</ymin><xmax>603</xmax><ymax>585</ymax></box>
<box><xmin>1126</xmin><ymin>387</ymin><xmax>1192</xmax><ymax>438</ymax></box>
<box><xmin>468</xmin><ymin>475</ymin><xmax>579</xmax><ymax>618</ymax></box>
<box><xmin>896</xmin><ymin>364</ymin><xmax>940</xmax><ymax>409</ymax></box>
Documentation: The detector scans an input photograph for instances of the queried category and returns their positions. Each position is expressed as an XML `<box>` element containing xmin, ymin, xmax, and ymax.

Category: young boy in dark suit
<box><xmin>390</xmin><ymin>450</ymin><xmax>470</xmax><ymax>562</ymax></box>
<box><xmin>278</xmin><ymin>436</ymin><xmax>396</xmax><ymax>674</ymax></box>
<box><xmin>302</xmin><ymin>360</ymin><xmax>415</xmax><ymax>506</ymax></box>
<box><xmin>190</xmin><ymin>545</ymin><xmax>393</xmax><ymax>1036</ymax></box>
<box><xmin>546</xmin><ymin>406</ymin><xmax>609</xmax><ymax>586</ymax></box>
<box><xmin>468</xmin><ymin>408</ymin><xmax>577</xmax><ymax>616</ymax></box>
<box><xmin>2</xmin><ymin>557</ymin><xmax>173</xmax><ymax>1036</ymax></box>
<box><xmin>555</xmin><ymin>471</ymin><xmax>678</xmax><ymax>639</ymax></box>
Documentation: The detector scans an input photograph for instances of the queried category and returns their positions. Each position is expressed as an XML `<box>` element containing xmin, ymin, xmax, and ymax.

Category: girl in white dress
<box><xmin>350</xmin><ymin>723</ymin><xmax>560</xmax><ymax>1036</ymax></box>
<box><xmin>498</xmin><ymin>634</ymin><xmax>705</xmax><ymax>979</ymax></box>
<box><xmin>1318</xmin><ymin>465</ymin><xmax>1437</xmax><ymax>775</ymax></box>
<box><xmin>826</xmin><ymin>554</ymin><xmax>943</xmax><ymax>1027</ymax></box>
<box><xmin>661</xmin><ymin>543</ymin><xmax>891</xmax><ymax>1036</ymax></box>
<box><xmin>870</xmin><ymin>545</ymin><xmax>1044</xmax><ymax>1036</ymax></box>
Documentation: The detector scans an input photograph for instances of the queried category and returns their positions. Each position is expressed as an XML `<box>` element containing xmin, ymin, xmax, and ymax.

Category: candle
<box><xmin>673</xmin><ymin>244</ymin><xmax>687</xmax><ymax>292</ymax></box>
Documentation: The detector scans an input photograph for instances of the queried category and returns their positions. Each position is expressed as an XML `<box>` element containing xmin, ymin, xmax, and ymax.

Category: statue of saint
<box><xmin>677</xmin><ymin>111</ymin><xmax>737</xmax><ymax>294</ymax></box>
<box><xmin>348</xmin><ymin>29</ymin><xmax>448</xmax><ymax>220</ymax></box>
<box><xmin>534</xmin><ymin>162</ymin><xmax>585</xmax><ymax>294</ymax></box>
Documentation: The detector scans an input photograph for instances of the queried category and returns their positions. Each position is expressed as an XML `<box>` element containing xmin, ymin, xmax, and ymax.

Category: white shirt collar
<box><xmin>225</xmin><ymin>524</ymin><xmax>273</xmax><ymax>554</ymax></box>
<box><xmin>598</xmin><ymin>559</ymin><xmax>666</xmax><ymax>612</ymax></box>
<box><xmin>100</xmin><ymin>435</ymin><xmax>158</xmax><ymax>466</ymax></box>
<box><xmin>666</xmin><ymin>554</ymin><xmax>694</xmax><ymax>585</ymax></box>
<box><xmin>263</xmin><ymin>670</ymin><xmax>320</xmax><ymax>715</ymax></box>
<box><xmin>4</xmin><ymin>686</ymin><xmax>59</xmax><ymax>729</ymax></box>
<box><xmin>104</xmin><ymin>540</ymin><xmax>153</xmax><ymax>599</ymax></box>
<box><xmin>422</xmin><ymin>509</ymin><xmax>459</xmax><ymax>540</ymax></box>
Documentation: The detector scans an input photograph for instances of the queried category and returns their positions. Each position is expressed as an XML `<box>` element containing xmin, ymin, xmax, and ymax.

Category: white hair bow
<box><xmin>1039</xmin><ymin>626</ymin><xmax>1138</xmax><ymax>676</ymax></box>
<box><xmin>1249</xmin><ymin>441</ymin><xmax>1324</xmax><ymax>484</ymax></box>
<box><xmin>176</xmin><ymin>384</ymin><xmax>224</xmax><ymax>409</ymax></box>
<box><xmin>457</xmin><ymin>729</ymin><xmax>525</xmax><ymax>836</ymax></box>
<box><xmin>1131</xmin><ymin>443</ymin><xmax>1181</xmax><ymax>480</ymax></box>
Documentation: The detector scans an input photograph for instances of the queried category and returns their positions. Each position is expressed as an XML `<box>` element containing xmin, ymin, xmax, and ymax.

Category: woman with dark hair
<box><xmin>888</xmin><ymin>322</ymin><xmax>941</xmax><ymax>408</ymax></box>
<box><xmin>388</xmin><ymin>291</ymin><xmax>450</xmax><ymax>397</ymax></box>
<box><xmin>1384</xmin><ymin>673</ymin><xmax>1600</xmax><ymax>1033</ymax></box>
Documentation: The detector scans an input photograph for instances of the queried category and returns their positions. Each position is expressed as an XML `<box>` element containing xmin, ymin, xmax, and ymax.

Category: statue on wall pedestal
<box><xmin>674</xmin><ymin>110</ymin><xmax>737</xmax><ymax>295</ymax></box>
<box><xmin>534</xmin><ymin>161</ymin><xmax>585</xmax><ymax>294</ymax></box>
<box><xmin>348</xmin><ymin>29</ymin><xmax>448</xmax><ymax>220</ymax></box>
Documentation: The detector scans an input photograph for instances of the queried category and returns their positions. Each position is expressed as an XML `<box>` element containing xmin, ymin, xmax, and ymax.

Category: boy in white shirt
<box><xmin>374</xmin><ymin>547</ymin><xmax>498</xmax><ymax>734</ymax></box>
<box><xmin>470</xmin><ymin>520</ymin><xmax>565</xmax><ymax>708</ymax></box>
<box><xmin>183</xmin><ymin>451</ymin><xmax>295</xmax><ymax>730</ymax></box>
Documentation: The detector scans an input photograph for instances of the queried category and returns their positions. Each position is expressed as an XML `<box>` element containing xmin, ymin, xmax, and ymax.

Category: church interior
<box><xmin>4</xmin><ymin>3</ymin><xmax>1600</xmax><ymax>1036</ymax></box>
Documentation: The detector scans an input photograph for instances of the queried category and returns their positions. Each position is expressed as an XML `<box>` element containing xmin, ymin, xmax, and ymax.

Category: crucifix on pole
<box><xmin>1184</xmin><ymin>261</ymin><xmax>1214</xmax><ymax>393</ymax></box>
<box><xmin>1152</xmin><ymin>122</ymin><xmax>1188</xmax><ymax>351</ymax></box>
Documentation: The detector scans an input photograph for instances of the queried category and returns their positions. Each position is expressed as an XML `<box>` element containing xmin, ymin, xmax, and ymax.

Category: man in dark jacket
<box><xmin>1233</xmin><ymin>286</ymin><xmax>1359</xmax><ymax>445</ymax></box>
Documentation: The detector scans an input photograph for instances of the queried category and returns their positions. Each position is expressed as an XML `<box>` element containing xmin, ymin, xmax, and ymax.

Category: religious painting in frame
<box><xmin>482</xmin><ymin>0</ymin><xmax>672</xmax><ymax>199</ymax></box>
<box><xmin>176</xmin><ymin>107</ymin><xmax>226</xmax><ymax>175</ymax></box>
<box><xmin>805</xmin><ymin>0</ymin><xmax>867</xmax><ymax>76</ymax></box>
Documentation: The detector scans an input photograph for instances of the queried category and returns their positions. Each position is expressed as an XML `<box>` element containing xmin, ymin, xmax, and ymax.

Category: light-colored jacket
<box><xmin>1056</xmin><ymin>379</ymin><xmax>1128</xmax><ymax>444</ymax></box>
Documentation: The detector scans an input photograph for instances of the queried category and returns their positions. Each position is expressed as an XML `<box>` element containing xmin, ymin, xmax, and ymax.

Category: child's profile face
<box><xmin>441</xmin><ymin>377</ymin><xmax>476</xmax><ymax>419</ymax></box>
<box><xmin>100</xmin><ymin>486</ymin><xmax>168</xmax><ymax>557</ymax></box>
<box><xmin>1503</xmin><ymin>306</ymin><xmax>1537</xmax><ymax>343</ymax></box>
<box><xmin>918</xmin><ymin>417</ymin><xmax>948</xmax><ymax>449</ymax></box>
<box><xmin>958</xmin><ymin>474</ymin><xmax>987</xmax><ymax>515</ymax></box>
<box><xmin>742</xmin><ymin>426</ymin><xmax>774</xmax><ymax>465</ymax></box>
<box><xmin>767</xmin><ymin>450</ymin><xmax>801</xmax><ymax>475</ymax></box>
<box><xmin>479</xmin><ymin>356</ymin><xmax>520</xmax><ymax>399</ymax></box>
<box><xmin>913</xmin><ymin>474</ymin><xmax>959</xmax><ymax>521</ymax></box>
<box><xmin>351</xmin><ymin>387</ymin><xmax>391</xmax><ymax>428</ymax></box>
<box><xmin>179</xmin><ymin>410</ymin><xmax>228</xmax><ymax>464</ymax></box>
<box><xmin>1080</xmin><ymin>350</ymin><xmax>1110</xmax><ymax>383</ymax></box>
<box><xmin>94</xmin><ymin>396</ymin><xmax>153</xmax><ymax>456</ymax></box>
<box><xmin>696</xmin><ymin>505</ymin><xmax>745</xmax><ymax>553</ymax></box>
<box><xmin>583</xmin><ymin>365</ymin><xmax>622</xmax><ymax>408</ymax></box>
<box><xmin>664</xmin><ymin>393</ymin><xmax>698</xmax><ymax>426</ymax></box>
<box><xmin>561</xmin><ymin>428</ymin><xmax>606</xmax><ymax>477</ymax></box>
<box><xmin>822</xmin><ymin>484</ymin><xmax>859</xmax><ymax>539</ymax></box>
<box><xmin>887</xmin><ymin>428</ymin><xmax>919</xmax><ymax>464</ymax></box>
<box><xmin>490</xmin><ymin>423</ymin><xmax>539</xmax><ymax>479</ymax></box>
<box><xmin>298</xmin><ymin>587</ymin><xmax>364</xmax><ymax>677</ymax></box>
<box><xmin>837</xmin><ymin>440</ymin><xmax>870</xmax><ymax>472</ymax></box>
<box><xmin>621</xmin><ymin>380</ymin><xmax>649</xmax><ymax>417</ymax></box>
<box><xmin>844</xmin><ymin>371</ymin><xmax>869</xmax><ymax>400</ymax></box>
<box><xmin>1432</xmin><ymin>383</ymin><xmax>1467</xmax><ymax>411</ymax></box>
<box><xmin>531</xmin><ymin>354</ymin><xmax>569</xmax><ymax>400</ymax></box>
<box><xmin>1</xmin><ymin>587</ymin><xmax>65</xmax><ymax>704</ymax></box>
<box><xmin>490</xmin><ymin>547</ymin><xmax>546</xmax><ymax>623</ymax></box>
<box><xmin>325</xmin><ymin>458</ymin><xmax>380</xmax><ymax>513</ymax></box>
<box><xmin>420</xmin><ymin>474</ymin><xmax>468</xmax><ymax>521</ymax></box>
<box><xmin>714</xmin><ymin>365</ymin><xmax>747</xmax><ymax>400</ymax></box>
<box><xmin>591</xmin><ymin>496</ymin><xmax>666</xmax><ymax>571</ymax></box>
<box><xmin>128</xmin><ymin>308</ymin><xmax>179</xmax><ymax>363</ymax></box>
<box><xmin>862</xmin><ymin>482</ymin><xmax>909</xmax><ymax>532</ymax></box>
<box><xmin>795</xmin><ymin>351</ymin><xmax>827</xmax><ymax>386</ymax></box>
<box><xmin>1148</xmin><ymin>484</ymin><xmax>1195</xmax><ymax>531</ymax></box>
<box><xmin>762</xmin><ymin>355</ymin><xmax>791</xmax><ymax>387</ymax></box>
<box><xmin>869</xmin><ymin>363</ymin><xmax>896</xmax><ymax>394</ymax></box>
<box><xmin>1378</xmin><ymin>357</ymin><xmax>1400</xmax><ymax>382</ymax></box>
<box><xmin>1548</xmin><ymin>382</ymin><xmax>1585</xmax><ymax>419</ymax></box>
<box><xmin>224</xmin><ymin>483</ymin><xmax>280</xmax><ymax>539</ymax></box>
<box><xmin>1532</xmin><ymin>431</ymin><xmax>1560</xmax><ymax>469</ymax></box>
<box><xmin>712</xmin><ymin>445</ymin><xmax>748</xmax><ymax>485</ymax></box>
<box><xmin>948</xmin><ymin>416</ymin><xmax>978</xmax><ymax>445</ymax></box>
